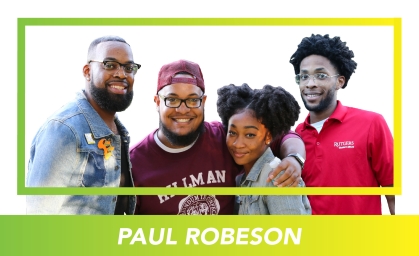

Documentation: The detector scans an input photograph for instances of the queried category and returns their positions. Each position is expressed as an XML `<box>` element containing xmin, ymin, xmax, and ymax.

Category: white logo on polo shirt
<box><xmin>334</xmin><ymin>141</ymin><xmax>355</xmax><ymax>149</ymax></box>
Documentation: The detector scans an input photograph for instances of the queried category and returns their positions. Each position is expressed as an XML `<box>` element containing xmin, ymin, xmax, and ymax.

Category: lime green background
<box><xmin>18</xmin><ymin>18</ymin><xmax>401</xmax><ymax>195</ymax></box>
<box><xmin>1</xmin><ymin>215</ymin><xmax>417</xmax><ymax>255</ymax></box>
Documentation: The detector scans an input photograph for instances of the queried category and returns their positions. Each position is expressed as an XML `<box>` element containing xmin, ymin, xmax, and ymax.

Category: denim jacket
<box><xmin>236</xmin><ymin>148</ymin><xmax>311</xmax><ymax>215</ymax></box>
<box><xmin>26</xmin><ymin>90</ymin><xmax>136</xmax><ymax>214</ymax></box>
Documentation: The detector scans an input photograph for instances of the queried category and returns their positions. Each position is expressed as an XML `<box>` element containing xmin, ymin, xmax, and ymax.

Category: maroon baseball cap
<box><xmin>157</xmin><ymin>59</ymin><xmax>205</xmax><ymax>93</ymax></box>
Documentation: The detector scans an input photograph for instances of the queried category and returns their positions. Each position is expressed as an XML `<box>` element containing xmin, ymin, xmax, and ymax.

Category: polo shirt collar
<box><xmin>303</xmin><ymin>100</ymin><xmax>348</xmax><ymax>129</ymax></box>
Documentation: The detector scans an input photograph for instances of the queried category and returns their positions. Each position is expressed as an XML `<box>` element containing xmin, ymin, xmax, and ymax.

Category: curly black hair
<box><xmin>289</xmin><ymin>34</ymin><xmax>357</xmax><ymax>89</ymax></box>
<box><xmin>216</xmin><ymin>83</ymin><xmax>300</xmax><ymax>140</ymax></box>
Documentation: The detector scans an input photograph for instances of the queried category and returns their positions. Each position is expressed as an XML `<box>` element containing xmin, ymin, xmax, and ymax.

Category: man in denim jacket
<box><xmin>26</xmin><ymin>36</ymin><xmax>140</xmax><ymax>214</ymax></box>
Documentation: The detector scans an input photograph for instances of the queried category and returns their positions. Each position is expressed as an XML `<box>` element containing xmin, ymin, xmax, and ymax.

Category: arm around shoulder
<box><xmin>267</xmin><ymin>134</ymin><xmax>306</xmax><ymax>187</ymax></box>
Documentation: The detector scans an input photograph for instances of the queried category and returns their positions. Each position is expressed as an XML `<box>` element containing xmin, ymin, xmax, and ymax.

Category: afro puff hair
<box><xmin>217</xmin><ymin>83</ymin><xmax>300</xmax><ymax>140</ymax></box>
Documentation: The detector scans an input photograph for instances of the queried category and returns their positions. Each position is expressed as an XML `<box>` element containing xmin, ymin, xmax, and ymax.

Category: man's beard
<box><xmin>302</xmin><ymin>87</ymin><xmax>335</xmax><ymax>113</ymax></box>
<box><xmin>89</xmin><ymin>80</ymin><xmax>133</xmax><ymax>112</ymax></box>
<box><xmin>159</xmin><ymin>118</ymin><xmax>205</xmax><ymax>147</ymax></box>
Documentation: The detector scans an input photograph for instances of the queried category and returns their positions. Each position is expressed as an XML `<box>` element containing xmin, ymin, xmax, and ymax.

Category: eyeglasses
<box><xmin>158</xmin><ymin>94</ymin><xmax>204</xmax><ymax>108</ymax></box>
<box><xmin>295</xmin><ymin>73</ymin><xmax>339</xmax><ymax>84</ymax></box>
<box><xmin>89</xmin><ymin>60</ymin><xmax>141</xmax><ymax>75</ymax></box>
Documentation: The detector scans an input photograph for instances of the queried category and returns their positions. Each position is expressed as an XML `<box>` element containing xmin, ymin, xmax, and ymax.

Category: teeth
<box><xmin>306</xmin><ymin>94</ymin><xmax>318</xmax><ymax>98</ymax></box>
<box><xmin>175</xmin><ymin>119</ymin><xmax>191</xmax><ymax>123</ymax></box>
<box><xmin>110</xmin><ymin>85</ymin><xmax>125</xmax><ymax>90</ymax></box>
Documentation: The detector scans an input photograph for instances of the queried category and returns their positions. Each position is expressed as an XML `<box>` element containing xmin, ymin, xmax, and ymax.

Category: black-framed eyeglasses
<box><xmin>89</xmin><ymin>60</ymin><xmax>141</xmax><ymax>75</ymax></box>
<box><xmin>158</xmin><ymin>94</ymin><xmax>204</xmax><ymax>108</ymax></box>
<box><xmin>295</xmin><ymin>73</ymin><xmax>339</xmax><ymax>84</ymax></box>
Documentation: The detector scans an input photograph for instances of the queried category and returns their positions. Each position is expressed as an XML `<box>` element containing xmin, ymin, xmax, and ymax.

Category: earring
<box><xmin>266</xmin><ymin>141</ymin><xmax>271</xmax><ymax>145</ymax></box>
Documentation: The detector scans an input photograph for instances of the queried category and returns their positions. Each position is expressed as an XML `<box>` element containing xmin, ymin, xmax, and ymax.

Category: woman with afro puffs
<box><xmin>217</xmin><ymin>83</ymin><xmax>311</xmax><ymax>215</ymax></box>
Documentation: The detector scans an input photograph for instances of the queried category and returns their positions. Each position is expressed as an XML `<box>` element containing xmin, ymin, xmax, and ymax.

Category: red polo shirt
<box><xmin>296</xmin><ymin>101</ymin><xmax>393</xmax><ymax>214</ymax></box>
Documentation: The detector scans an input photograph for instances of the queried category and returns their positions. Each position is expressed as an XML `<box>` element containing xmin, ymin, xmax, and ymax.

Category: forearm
<box><xmin>385</xmin><ymin>195</ymin><xmax>395</xmax><ymax>215</ymax></box>
<box><xmin>279</xmin><ymin>137</ymin><xmax>306</xmax><ymax>159</ymax></box>
<box><xmin>382</xmin><ymin>184</ymin><xmax>395</xmax><ymax>215</ymax></box>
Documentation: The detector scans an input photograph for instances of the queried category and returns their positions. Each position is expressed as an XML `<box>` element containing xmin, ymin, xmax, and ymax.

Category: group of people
<box><xmin>26</xmin><ymin>34</ymin><xmax>394</xmax><ymax>215</ymax></box>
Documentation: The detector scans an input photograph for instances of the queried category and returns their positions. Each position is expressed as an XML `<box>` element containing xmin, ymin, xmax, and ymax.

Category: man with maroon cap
<box><xmin>129</xmin><ymin>59</ymin><xmax>306</xmax><ymax>215</ymax></box>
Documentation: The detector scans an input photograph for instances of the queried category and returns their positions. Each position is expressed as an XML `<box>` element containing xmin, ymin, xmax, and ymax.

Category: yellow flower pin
<box><xmin>98</xmin><ymin>138</ymin><xmax>114</xmax><ymax>160</ymax></box>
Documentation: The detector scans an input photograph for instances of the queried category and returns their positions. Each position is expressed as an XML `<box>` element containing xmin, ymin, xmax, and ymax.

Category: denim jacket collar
<box><xmin>242</xmin><ymin>147</ymin><xmax>274</xmax><ymax>184</ymax></box>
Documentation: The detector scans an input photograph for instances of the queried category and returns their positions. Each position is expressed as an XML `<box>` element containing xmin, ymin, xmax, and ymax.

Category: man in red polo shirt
<box><xmin>289</xmin><ymin>34</ymin><xmax>395</xmax><ymax>215</ymax></box>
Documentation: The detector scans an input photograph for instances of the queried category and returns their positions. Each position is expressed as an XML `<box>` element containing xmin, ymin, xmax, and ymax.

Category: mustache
<box><xmin>106</xmin><ymin>79</ymin><xmax>129</xmax><ymax>86</ymax></box>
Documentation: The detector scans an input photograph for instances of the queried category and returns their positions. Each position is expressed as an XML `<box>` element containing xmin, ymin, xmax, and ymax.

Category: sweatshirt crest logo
<box><xmin>178</xmin><ymin>195</ymin><xmax>220</xmax><ymax>215</ymax></box>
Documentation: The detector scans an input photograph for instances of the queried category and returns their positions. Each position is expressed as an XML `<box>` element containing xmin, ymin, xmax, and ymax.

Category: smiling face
<box><xmin>226</xmin><ymin>109</ymin><xmax>271</xmax><ymax>174</ymax></box>
<box><xmin>84</xmin><ymin>41</ymin><xmax>135</xmax><ymax>113</ymax></box>
<box><xmin>155</xmin><ymin>74</ymin><xmax>207</xmax><ymax>148</ymax></box>
<box><xmin>299</xmin><ymin>54</ymin><xmax>345</xmax><ymax>122</ymax></box>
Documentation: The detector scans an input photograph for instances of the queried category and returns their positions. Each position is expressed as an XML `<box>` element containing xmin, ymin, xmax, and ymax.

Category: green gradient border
<box><xmin>2</xmin><ymin>215</ymin><xmax>418</xmax><ymax>255</ymax></box>
<box><xmin>18</xmin><ymin>18</ymin><xmax>401</xmax><ymax>195</ymax></box>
